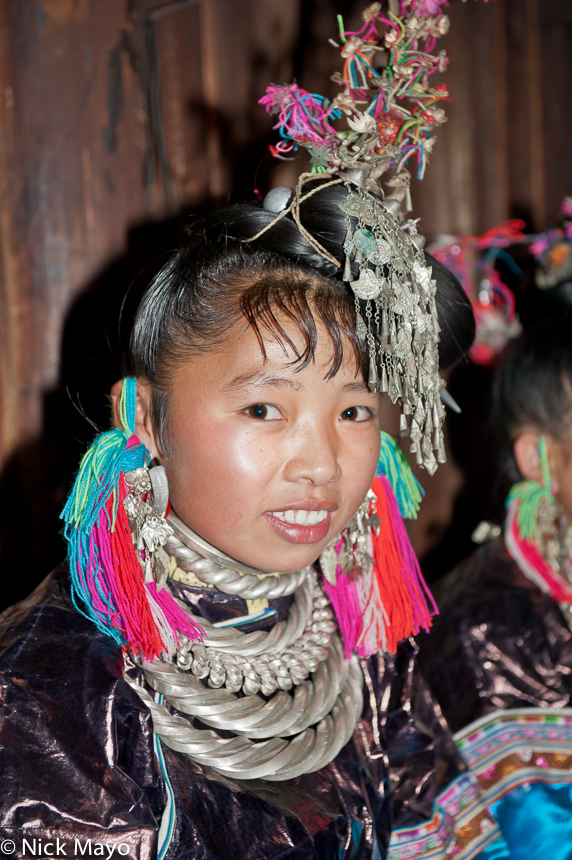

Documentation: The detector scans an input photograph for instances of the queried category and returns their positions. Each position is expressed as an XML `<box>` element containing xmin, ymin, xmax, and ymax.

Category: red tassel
<box><xmin>105</xmin><ymin>477</ymin><xmax>165</xmax><ymax>661</ymax></box>
<box><xmin>369</xmin><ymin>476</ymin><xmax>436</xmax><ymax>653</ymax></box>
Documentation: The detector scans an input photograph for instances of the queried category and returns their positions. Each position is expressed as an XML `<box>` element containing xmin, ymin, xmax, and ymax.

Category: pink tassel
<box><xmin>88</xmin><ymin>475</ymin><xmax>203</xmax><ymax>662</ymax></box>
<box><xmin>147</xmin><ymin>581</ymin><xmax>204</xmax><ymax>644</ymax></box>
<box><xmin>355</xmin><ymin>562</ymin><xmax>389</xmax><ymax>657</ymax></box>
<box><xmin>323</xmin><ymin>477</ymin><xmax>437</xmax><ymax>658</ymax></box>
<box><xmin>505</xmin><ymin>503</ymin><xmax>572</xmax><ymax>603</ymax></box>
<box><xmin>323</xmin><ymin>539</ymin><xmax>363</xmax><ymax>658</ymax></box>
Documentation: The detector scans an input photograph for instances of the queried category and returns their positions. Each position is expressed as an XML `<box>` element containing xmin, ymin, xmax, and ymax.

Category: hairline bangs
<box><xmin>238</xmin><ymin>274</ymin><xmax>367</xmax><ymax>380</ymax></box>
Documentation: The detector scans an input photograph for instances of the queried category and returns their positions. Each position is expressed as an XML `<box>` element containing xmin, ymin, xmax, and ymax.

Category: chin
<box><xmin>236</xmin><ymin>544</ymin><xmax>324</xmax><ymax>574</ymax></box>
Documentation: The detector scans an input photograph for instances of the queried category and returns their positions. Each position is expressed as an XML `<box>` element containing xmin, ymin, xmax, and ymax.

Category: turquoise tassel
<box><xmin>60</xmin><ymin>377</ymin><xmax>148</xmax><ymax>641</ymax></box>
<box><xmin>375</xmin><ymin>430</ymin><xmax>425</xmax><ymax>519</ymax></box>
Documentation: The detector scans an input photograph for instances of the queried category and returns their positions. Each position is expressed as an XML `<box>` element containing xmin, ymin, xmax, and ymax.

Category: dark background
<box><xmin>0</xmin><ymin>0</ymin><xmax>571</xmax><ymax>610</ymax></box>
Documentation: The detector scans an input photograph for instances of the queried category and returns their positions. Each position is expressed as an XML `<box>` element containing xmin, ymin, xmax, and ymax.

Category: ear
<box><xmin>513</xmin><ymin>432</ymin><xmax>543</xmax><ymax>484</ymax></box>
<box><xmin>110</xmin><ymin>379</ymin><xmax>163</xmax><ymax>462</ymax></box>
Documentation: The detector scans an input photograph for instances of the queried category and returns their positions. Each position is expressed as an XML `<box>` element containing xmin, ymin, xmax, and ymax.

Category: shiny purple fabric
<box><xmin>0</xmin><ymin>564</ymin><xmax>463</xmax><ymax>859</ymax></box>
<box><xmin>417</xmin><ymin>540</ymin><xmax>572</xmax><ymax>733</ymax></box>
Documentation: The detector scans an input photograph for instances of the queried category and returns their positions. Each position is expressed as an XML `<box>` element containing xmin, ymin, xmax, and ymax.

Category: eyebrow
<box><xmin>224</xmin><ymin>371</ymin><xmax>302</xmax><ymax>394</ymax></box>
<box><xmin>224</xmin><ymin>371</ymin><xmax>373</xmax><ymax>396</ymax></box>
<box><xmin>341</xmin><ymin>380</ymin><xmax>373</xmax><ymax>395</ymax></box>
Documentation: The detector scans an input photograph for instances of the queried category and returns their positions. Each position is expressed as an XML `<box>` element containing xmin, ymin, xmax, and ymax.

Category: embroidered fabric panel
<box><xmin>388</xmin><ymin>708</ymin><xmax>572</xmax><ymax>859</ymax></box>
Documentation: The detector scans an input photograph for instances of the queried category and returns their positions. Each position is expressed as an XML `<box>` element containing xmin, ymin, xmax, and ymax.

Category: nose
<box><xmin>282</xmin><ymin>416</ymin><xmax>342</xmax><ymax>486</ymax></box>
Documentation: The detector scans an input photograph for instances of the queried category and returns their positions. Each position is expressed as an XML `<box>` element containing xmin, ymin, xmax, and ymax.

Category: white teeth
<box><xmin>270</xmin><ymin>510</ymin><xmax>329</xmax><ymax>525</ymax></box>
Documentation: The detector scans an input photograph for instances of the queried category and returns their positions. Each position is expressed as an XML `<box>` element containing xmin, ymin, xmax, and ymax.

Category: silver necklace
<box><xmin>174</xmin><ymin>572</ymin><xmax>337</xmax><ymax>694</ymax></box>
<box><xmin>165</xmin><ymin>510</ymin><xmax>309</xmax><ymax>599</ymax></box>
<box><xmin>122</xmin><ymin>468</ymin><xmax>364</xmax><ymax>780</ymax></box>
<box><xmin>125</xmin><ymin>636</ymin><xmax>363</xmax><ymax>781</ymax></box>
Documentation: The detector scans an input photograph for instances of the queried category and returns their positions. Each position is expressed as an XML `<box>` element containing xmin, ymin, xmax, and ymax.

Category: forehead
<box><xmin>239</xmin><ymin>282</ymin><xmax>365</xmax><ymax>380</ymax></box>
<box><xmin>171</xmin><ymin>314</ymin><xmax>365</xmax><ymax>397</ymax></box>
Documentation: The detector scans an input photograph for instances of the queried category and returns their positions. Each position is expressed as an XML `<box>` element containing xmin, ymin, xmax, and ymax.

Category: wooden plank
<box><xmin>526</xmin><ymin>0</ymin><xmax>545</xmax><ymax>230</ymax></box>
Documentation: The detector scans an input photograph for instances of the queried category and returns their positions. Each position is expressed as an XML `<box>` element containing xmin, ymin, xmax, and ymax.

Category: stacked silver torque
<box><xmin>175</xmin><ymin>573</ymin><xmax>338</xmax><ymax>695</ymax></box>
<box><xmin>123</xmin><ymin>468</ymin><xmax>364</xmax><ymax>780</ymax></box>
<box><xmin>165</xmin><ymin>510</ymin><xmax>309</xmax><ymax>599</ymax></box>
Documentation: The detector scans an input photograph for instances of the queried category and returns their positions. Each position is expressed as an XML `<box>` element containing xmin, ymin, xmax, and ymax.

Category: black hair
<box><xmin>130</xmin><ymin>179</ymin><xmax>475</xmax><ymax>446</ymax></box>
<box><xmin>493</xmin><ymin>313</ymin><xmax>572</xmax><ymax>485</ymax></box>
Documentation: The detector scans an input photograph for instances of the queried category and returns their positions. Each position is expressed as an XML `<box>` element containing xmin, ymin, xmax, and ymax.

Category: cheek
<box><xmin>340</xmin><ymin>424</ymin><xmax>380</xmax><ymax>508</ymax></box>
<box><xmin>164</xmin><ymin>417</ymin><xmax>280</xmax><ymax>521</ymax></box>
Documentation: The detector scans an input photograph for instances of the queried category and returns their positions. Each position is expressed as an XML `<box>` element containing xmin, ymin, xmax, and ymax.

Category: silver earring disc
<box><xmin>149</xmin><ymin>465</ymin><xmax>169</xmax><ymax>516</ymax></box>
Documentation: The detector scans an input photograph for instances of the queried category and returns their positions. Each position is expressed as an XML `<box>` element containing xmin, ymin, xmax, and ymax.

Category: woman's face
<box><xmin>148</xmin><ymin>318</ymin><xmax>381</xmax><ymax>572</ymax></box>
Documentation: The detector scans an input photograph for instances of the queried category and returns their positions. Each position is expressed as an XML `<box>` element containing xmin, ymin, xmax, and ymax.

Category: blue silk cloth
<box><xmin>489</xmin><ymin>781</ymin><xmax>572</xmax><ymax>860</ymax></box>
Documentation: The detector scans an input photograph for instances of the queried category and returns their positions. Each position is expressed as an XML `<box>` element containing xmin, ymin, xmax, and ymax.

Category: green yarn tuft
<box><xmin>376</xmin><ymin>431</ymin><xmax>425</xmax><ymax>519</ymax></box>
<box><xmin>506</xmin><ymin>436</ymin><xmax>553</xmax><ymax>539</ymax></box>
<box><xmin>65</xmin><ymin>377</ymin><xmax>139</xmax><ymax>531</ymax></box>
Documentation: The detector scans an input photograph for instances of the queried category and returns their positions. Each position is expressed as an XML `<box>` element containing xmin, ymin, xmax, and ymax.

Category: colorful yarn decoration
<box><xmin>504</xmin><ymin>435</ymin><xmax>572</xmax><ymax>604</ymax></box>
<box><xmin>321</xmin><ymin>538</ymin><xmax>365</xmax><ymax>658</ymax></box>
<box><xmin>260</xmin><ymin>2</ymin><xmax>472</xmax><ymax>179</ymax></box>
<box><xmin>259</xmin><ymin>84</ymin><xmax>340</xmax><ymax>157</ymax></box>
<box><xmin>61</xmin><ymin>377</ymin><xmax>202</xmax><ymax>662</ymax></box>
<box><xmin>428</xmin><ymin>220</ymin><xmax>525</xmax><ymax>367</ymax></box>
<box><xmin>376</xmin><ymin>430</ymin><xmax>424</xmax><ymax>519</ymax></box>
<box><xmin>324</xmin><ymin>476</ymin><xmax>437</xmax><ymax>657</ymax></box>
<box><xmin>506</xmin><ymin>435</ymin><xmax>552</xmax><ymax>540</ymax></box>
<box><xmin>504</xmin><ymin>505</ymin><xmax>572</xmax><ymax>604</ymax></box>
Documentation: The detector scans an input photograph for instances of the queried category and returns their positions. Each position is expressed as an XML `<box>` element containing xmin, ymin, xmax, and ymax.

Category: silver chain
<box><xmin>124</xmin><ymin>635</ymin><xmax>364</xmax><ymax>781</ymax></box>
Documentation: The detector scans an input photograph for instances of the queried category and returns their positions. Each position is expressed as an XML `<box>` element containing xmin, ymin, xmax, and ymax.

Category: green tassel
<box><xmin>376</xmin><ymin>430</ymin><xmax>425</xmax><ymax>519</ymax></box>
<box><xmin>506</xmin><ymin>436</ymin><xmax>553</xmax><ymax>539</ymax></box>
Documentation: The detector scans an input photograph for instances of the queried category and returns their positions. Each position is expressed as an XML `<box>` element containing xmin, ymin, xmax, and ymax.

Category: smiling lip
<box><xmin>263</xmin><ymin>501</ymin><xmax>337</xmax><ymax>545</ymax></box>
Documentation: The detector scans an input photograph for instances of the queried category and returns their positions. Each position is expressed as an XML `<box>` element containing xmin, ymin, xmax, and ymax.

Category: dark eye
<box><xmin>244</xmin><ymin>404</ymin><xmax>282</xmax><ymax>420</ymax></box>
<box><xmin>340</xmin><ymin>406</ymin><xmax>371</xmax><ymax>422</ymax></box>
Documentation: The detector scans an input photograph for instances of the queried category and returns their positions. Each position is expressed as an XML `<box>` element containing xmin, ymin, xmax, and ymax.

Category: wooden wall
<box><xmin>415</xmin><ymin>0</ymin><xmax>572</xmax><ymax>237</ymax></box>
<box><xmin>0</xmin><ymin>0</ymin><xmax>570</xmax><ymax>604</ymax></box>
<box><xmin>0</xmin><ymin>0</ymin><xmax>302</xmax><ymax>465</ymax></box>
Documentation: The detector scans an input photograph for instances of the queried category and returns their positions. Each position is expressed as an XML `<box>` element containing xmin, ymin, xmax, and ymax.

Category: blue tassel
<box><xmin>60</xmin><ymin>378</ymin><xmax>148</xmax><ymax>639</ymax></box>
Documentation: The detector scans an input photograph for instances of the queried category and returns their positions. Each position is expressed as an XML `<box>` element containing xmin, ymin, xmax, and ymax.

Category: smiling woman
<box><xmin>0</xmin><ymin>3</ymin><xmax>485</xmax><ymax>854</ymax></box>
<box><xmin>0</xmin><ymin>173</ymin><xmax>475</xmax><ymax>857</ymax></box>
<box><xmin>129</xmin><ymin>314</ymin><xmax>381</xmax><ymax>574</ymax></box>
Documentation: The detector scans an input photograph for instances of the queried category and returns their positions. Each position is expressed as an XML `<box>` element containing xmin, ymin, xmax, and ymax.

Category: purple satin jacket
<box><xmin>0</xmin><ymin>563</ymin><xmax>463</xmax><ymax>859</ymax></box>
<box><xmin>418</xmin><ymin>540</ymin><xmax>572</xmax><ymax>733</ymax></box>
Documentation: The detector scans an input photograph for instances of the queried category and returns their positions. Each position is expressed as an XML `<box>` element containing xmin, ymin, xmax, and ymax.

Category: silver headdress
<box><xmin>258</xmin><ymin>1</ymin><xmax>456</xmax><ymax>473</ymax></box>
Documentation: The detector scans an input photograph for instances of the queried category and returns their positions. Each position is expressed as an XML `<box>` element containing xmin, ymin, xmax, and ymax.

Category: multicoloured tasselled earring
<box><xmin>320</xmin><ymin>431</ymin><xmax>436</xmax><ymax>657</ymax></box>
<box><xmin>61</xmin><ymin>377</ymin><xmax>202</xmax><ymax>662</ymax></box>
<box><xmin>505</xmin><ymin>436</ymin><xmax>572</xmax><ymax>603</ymax></box>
